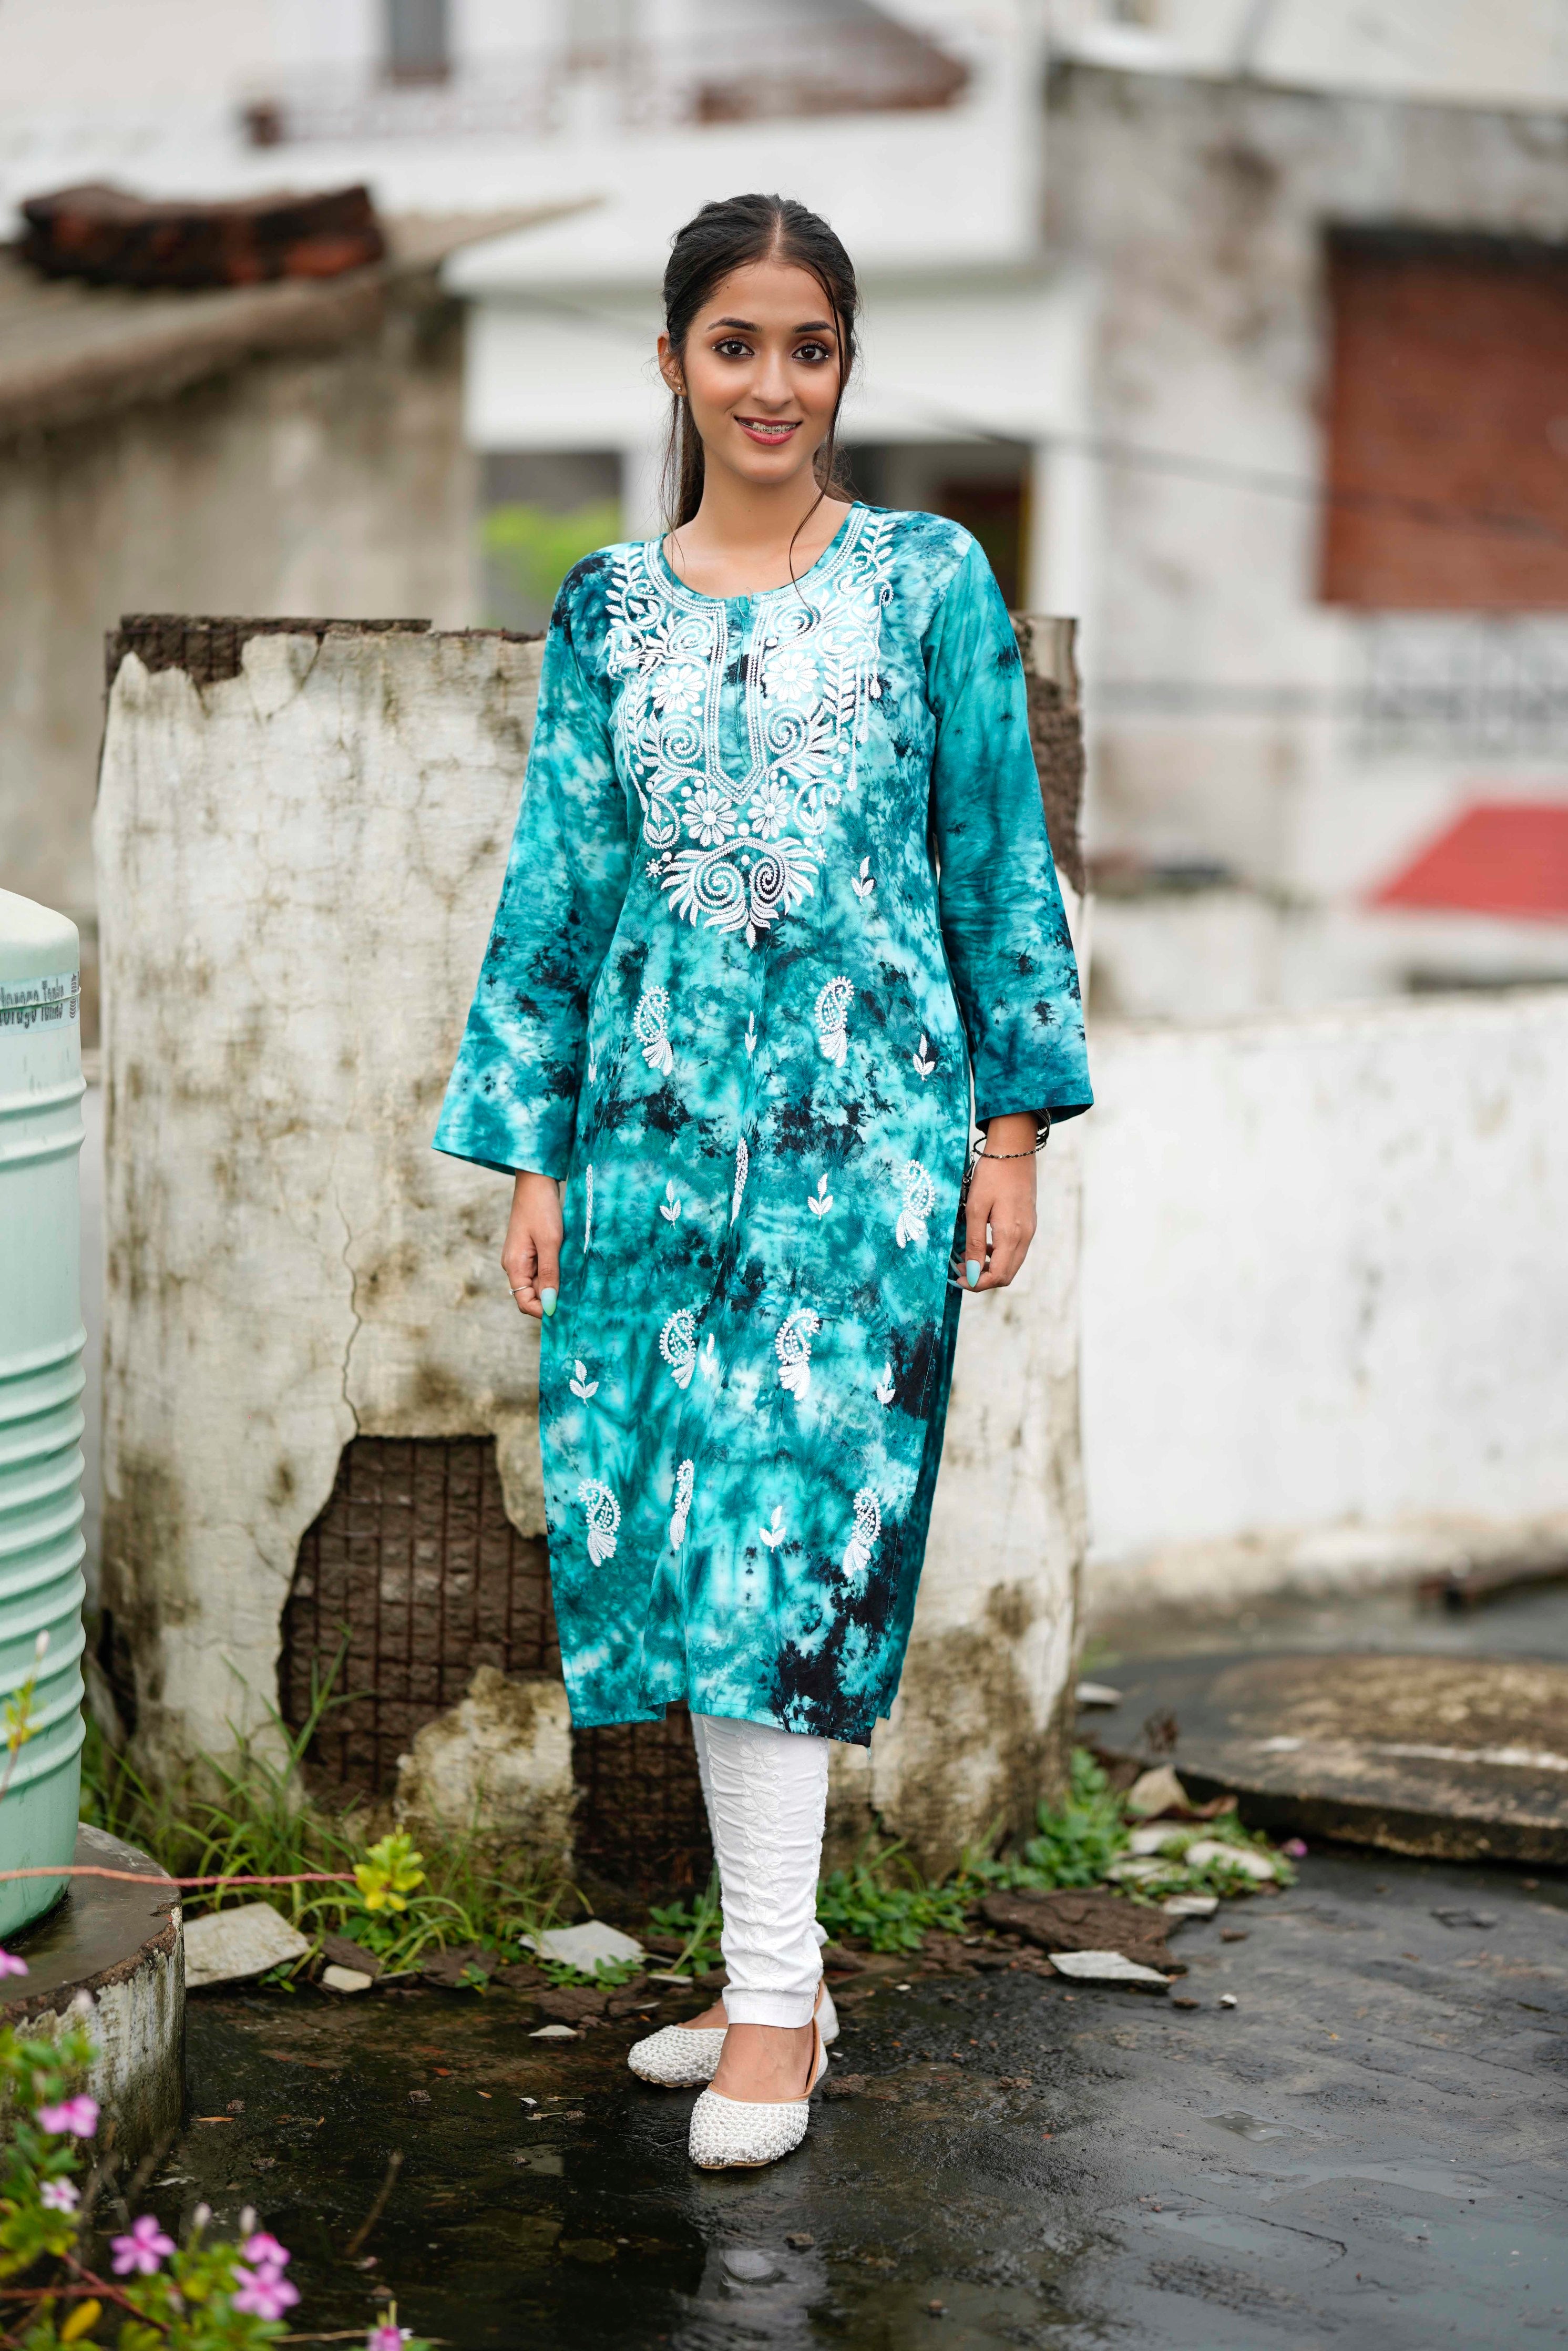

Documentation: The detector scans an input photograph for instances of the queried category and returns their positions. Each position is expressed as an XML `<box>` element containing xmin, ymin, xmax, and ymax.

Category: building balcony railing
<box><xmin>242</xmin><ymin>21</ymin><xmax>970</xmax><ymax>149</ymax></box>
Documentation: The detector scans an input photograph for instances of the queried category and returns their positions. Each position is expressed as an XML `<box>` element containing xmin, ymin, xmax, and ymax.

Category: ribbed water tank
<box><xmin>0</xmin><ymin>890</ymin><xmax>87</xmax><ymax>1940</ymax></box>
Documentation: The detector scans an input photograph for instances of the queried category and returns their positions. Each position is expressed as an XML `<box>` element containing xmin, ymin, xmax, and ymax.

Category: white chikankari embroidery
<box><xmin>659</xmin><ymin>1179</ymin><xmax>682</xmax><ymax>1223</ymax></box>
<box><xmin>913</xmin><ymin>1035</ymin><xmax>936</xmax><ymax>1079</ymax></box>
<box><xmin>759</xmin><ymin>1505</ymin><xmax>787</xmax><ymax>1551</ymax></box>
<box><xmin>775</xmin><ymin>1306</ymin><xmax>821</xmax><ymax>1402</ymax></box>
<box><xmin>603</xmin><ymin>511</ymin><xmax>895</xmax><ymax>945</ymax></box>
<box><xmin>669</xmin><ymin>1458</ymin><xmax>694</xmax><ymax>1550</ymax></box>
<box><xmin>744</xmin><ymin>1011</ymin><xmax>758</xmax><ymax>1057</ymax></box>
<box><xmin>731</xmin><ymin>1137</ymin><xmax>749</xmax><ymax>1225</ymax></box>
<box><xmin>896</xmin><ymin>1161</ymin><xmax>934</xmax><ymax>1251</ymax></box>
<box><xmin>583</xmin><ymin>1163</ymin><xmax>595</xmax><ymax>1254</ymax></box>
<box><xmin>660</xmin><ymin>1308</ymin><xmax>698</xmax><ymax>1389</ymax></box>
<box><xmin>579</xmin><ymin>1478</ymin><xmax>620</xmax><ymax>1566</ymax></box>
<box><xmin>816</xmin><ymin>976</ymin><xmax>853</xmax><ymax>1066</ymax></box>
<box><xmin>807</xmin><ymin>1174</ymin><xmax>833</xmax><ymax>1218</ymax></box>
<box><xmin>569</xmin><ymin>1358</ymin><xmax>598</xmax><ymax>1401</ymax></box>
<box><xmin>852</xmin><ymin>856</ymin><xmax>875</xmax><ymax>901</ymax></box>
<box><xmin>634</xmin><ymin>986</ymin><xmax>674</xmax><ymax>1074</ymax></box>
<box><xmin>874</xmin><ymin>1361</ymin><xmax>896</xmax><ymax>1406</ymax></box>
<box><xmin>843</xmin><ymin>1489</ymin><xmax>881</xmax><ymax>1578</ymax></box>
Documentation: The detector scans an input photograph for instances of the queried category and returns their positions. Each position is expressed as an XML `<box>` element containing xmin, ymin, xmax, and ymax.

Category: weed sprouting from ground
<box><xmin>646</xmin><ymin>1871</ymin><xmax>724</xmax><ymax>1976</ymax></box>
<box><xmin>818</xmin><ymin>1840</ymin><xmax>971</xmax><ymax>1953</ymax></box>
<box><xmin>968</xmin><ymin>1747</ymin><xmax>1132</xmax><ymax>1894</ymax></box>
<box><xmin>78</xmin><ymin>1669</ymin><xmax>575</xmax><ymax>1978</ymax></box>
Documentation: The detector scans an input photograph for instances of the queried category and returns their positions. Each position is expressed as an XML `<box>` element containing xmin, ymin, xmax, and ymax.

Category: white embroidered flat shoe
<box><xmin>627</xmin><ymin>1986</ymin><xmax>838</xmax><ymax>2089</ymax></box>
<box><xmin>627</xmin><ymin>2022</ymin><xmax>727</xmax><ymax>2088</ymax></box>
<box><xmin>688</xmin><ymin>2017</ymin><xmax>828</xmax><ymax>2171</ymax></box>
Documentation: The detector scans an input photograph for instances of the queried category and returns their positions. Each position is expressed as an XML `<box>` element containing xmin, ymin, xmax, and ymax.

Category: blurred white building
<box><xmin>3</xmin><ymin>0</ymin><xmax>1568</xmax><ymax>1018</ymax></box>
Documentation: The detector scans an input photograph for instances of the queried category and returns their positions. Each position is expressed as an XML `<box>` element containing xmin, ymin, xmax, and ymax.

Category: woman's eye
<box><xmin>794</xmin><ymin>342</ymin><xmax>832</xmax><ymax>364</ymax></box>
<box><xmin>713</xmin><ymin>339</ymin><xmax>751</xmax><ymax>359</ymax></box>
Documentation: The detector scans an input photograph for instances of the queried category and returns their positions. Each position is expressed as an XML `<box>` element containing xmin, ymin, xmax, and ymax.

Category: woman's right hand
<box><xmin>503</xmin><ymin>1171</ymin><xmax>564</xmax><ymax>1319</ymax></box>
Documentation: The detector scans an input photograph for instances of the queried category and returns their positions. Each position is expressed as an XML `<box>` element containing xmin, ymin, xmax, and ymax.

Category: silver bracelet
<box><xmin>971</xmin><ymin>1109</ymin><xmax>1051</xmax><ymax>1163</ymax></box>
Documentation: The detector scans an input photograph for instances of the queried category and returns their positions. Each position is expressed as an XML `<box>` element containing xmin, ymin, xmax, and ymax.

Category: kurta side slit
<box><xmin>434</xmin><ymin>505</ymin><xmax>1091</xmax><ymax>1744</ymax></box>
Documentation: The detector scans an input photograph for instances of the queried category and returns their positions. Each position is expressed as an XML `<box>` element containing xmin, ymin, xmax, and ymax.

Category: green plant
<box><xmin>79</xmin><ymin>1656</ymin><xmax>577</xmax><ymax>1979</ymax></box>
<box><xmin>968</xmin><ymin>1749</ymin><xmax>1132</xmax><ymax>1896</ymax></box>
<box><xmin>645</xmin><ymin>1872</ymin><xmax>724</xmax><ymax>1977</ymax></box>
<box><xmin>481</xmin><ymin>499</ymin><xmax>622</xmax><ymax>615</ymax></box>
<box><xmin>817</xmin><ymin>1840</ymin><xmax>969</xmax><ymax>1954</ymax></box>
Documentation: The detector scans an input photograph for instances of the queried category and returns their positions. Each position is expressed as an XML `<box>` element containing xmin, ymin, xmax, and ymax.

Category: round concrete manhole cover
<box><xmin>1083</xmin><ymin>1653</ymin><xmax>1568</xmax><ymax>1864</ymax></box>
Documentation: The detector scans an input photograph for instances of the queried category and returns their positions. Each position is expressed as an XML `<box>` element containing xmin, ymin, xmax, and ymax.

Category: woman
<box><xmin>435</xmin><ymin>192</ymin><xmax>1091</xmax><ymax>2170</ymax></box>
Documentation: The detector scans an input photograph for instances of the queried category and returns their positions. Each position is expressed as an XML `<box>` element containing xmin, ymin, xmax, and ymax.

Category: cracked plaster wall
<box><xmin>96</xmin><ymin>621</ymin><xmax>1087</xmax><ymax>1869</ymax></box>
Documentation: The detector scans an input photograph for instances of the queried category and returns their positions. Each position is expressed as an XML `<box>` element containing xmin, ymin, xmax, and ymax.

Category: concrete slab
<box><xmin>1082</xmin><ymin>1650</ymin><xmax>1568</xmax><ymax>1864</ymax></box>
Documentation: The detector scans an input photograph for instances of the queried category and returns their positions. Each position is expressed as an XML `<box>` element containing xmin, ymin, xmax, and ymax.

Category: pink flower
<box><xmin>39</xmin><ymin>2179</ymin><xmax>79</xmax><ymax>2212</ymax></box>
<box><xmin>367</xmin><ymin>2327</ymin><xmax>411</xmax><ymax>2351</ymax></box>
<box><xmin>232</xmin><ymin>2263</ymin><xmax>300</xmax><ymax>2319</ymax></box>
<box><xmin>1282</xmin><ymin>1838</ymin><xmax>1308</xmax><ymax>1859</ymax></box>
<box><xmin>111</xmin><ymin>2215</ymin><xmax>175</xmax><ymax>2276</ymax></box>
<box><xmin>242</xmin><ymin>2231</ymin><xmax>290</xmax><ymax>2268</ymax></box>
<box><xmin>36</xmin><ymin>2096</ymin><xmax>98</xmax><ymax>2139</ymax></box>
<box><xmin>0</xmin><ymin>1949</ymin><xmax>27</xmax><ymax>1979</ymax></box>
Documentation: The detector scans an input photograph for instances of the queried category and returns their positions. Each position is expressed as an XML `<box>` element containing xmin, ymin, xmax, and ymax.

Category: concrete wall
<box><xmin>0</xmin><ymin>284</ymin><xmax>475</xmax><ymax>1005</ymax></box>
<box><xmin>95</xmin><ymin>618</ymin><xmax>1087</xmax><ymax>1876</ymax></box>
<box><xmin>1079</xmin><ymin>989</ymin><xmax>1568</xmax><ymax>1619</ymax></box>
<box><xmin>1048</xmin><ymin>66</ymin><xmax>1568</xmax><ymax>1006</ymax></box>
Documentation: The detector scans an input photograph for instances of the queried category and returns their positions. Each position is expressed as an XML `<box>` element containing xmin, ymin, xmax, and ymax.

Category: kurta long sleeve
<box><xmin>434</xmin><ymin>619</ymin><xmax>632</xmax><ymax>1179</ymax></box>
<box><xmin>926</xmin><ymin>541</ymin><xmax>1092</xmax><ymax>1127</ymax></box>
<box><xmin>434</xmin><ymin>506</ymin><xmax>1091</xmax><ymax>1742</ymax></box>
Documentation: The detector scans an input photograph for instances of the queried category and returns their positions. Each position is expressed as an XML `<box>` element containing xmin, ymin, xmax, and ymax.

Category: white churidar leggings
<box><xmin>690</xmin><ymin>1713</ymin><xmax>830</xmax><ymax>2030</ymax></box>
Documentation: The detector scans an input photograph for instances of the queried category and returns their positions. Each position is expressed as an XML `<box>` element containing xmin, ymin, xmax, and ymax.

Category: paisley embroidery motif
<box><xmin>579</xmin><ymin>1477</ymin><xmax>620</xmax><ymax>1566</ymax></box>
<box><xmin>731</xmin><ymin>1137</ymin><xmax>749</xmax><ymax>1226</ymax></box>
<box><xmin>896</xmin><ymin>1161</ymin><xmax>934</xmax><ymax>1251</ymax></box>
<box><xmin>843</xmin><ymin>1489</ymin><xmax>881</xmax><ymax>1578</ymax></box>
<box><xmin>604</xmin><ymin>511</ymin><xmax>895</xmax><ymax>945</ymax></box>
<box><xmin>816</xmin><ymin>977</ymin><xmax>853</xmax><ymax>1066</ymax></box>
<box><xmin>669</xmin><ymin>1458</ymin><xmax>694</xmax><ymax>1550</ymax></box>
<box><xmin>635</xmin><ymin>986</ymin><xmax>674</xmax><ymax>1074</ymax></box>
<box><xmin>775</xmin><ymin>1306</ymin><xmax>821</xmax><ymax>1402</ymax></box>
<box><xmin>659</xmin><ymin>1307</ymin><xmax>698</xmax><ymax>1389</ymax></box>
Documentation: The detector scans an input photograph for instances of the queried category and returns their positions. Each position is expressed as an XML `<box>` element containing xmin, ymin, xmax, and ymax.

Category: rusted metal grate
<box><xmin>280</xmin><ymin>1435</ymin><xmax>557</xmax><ymax>1794</ymax></box>
<box><xmin>570</xmin><ymin>1712</ymin><xmax>713</xmax><ymax>1900</ymax></box>
<box><xmin>280</xmin><ymin>1435</ymin><xmax>712</xmax><ymax>1895</ymax></box>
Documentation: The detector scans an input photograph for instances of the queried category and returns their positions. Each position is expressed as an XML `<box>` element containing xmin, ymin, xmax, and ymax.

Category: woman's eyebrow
<box><xmin>707</xmin><ymin>316</ymin><xmax>836</xmax><ymax>334</ymax></box>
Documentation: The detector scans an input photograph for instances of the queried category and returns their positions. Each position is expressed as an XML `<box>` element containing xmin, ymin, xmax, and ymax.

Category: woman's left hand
<box><xmin>963</xmin><ymin>1112</ymin><xmax>1040</xmax><ymax>1291</ymax></box>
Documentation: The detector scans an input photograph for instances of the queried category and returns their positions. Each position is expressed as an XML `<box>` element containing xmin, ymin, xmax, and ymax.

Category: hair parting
<box><xmin>660</xmin><ymin>192</ymin><xmax>860</xmax><ymax>579</ymax></box>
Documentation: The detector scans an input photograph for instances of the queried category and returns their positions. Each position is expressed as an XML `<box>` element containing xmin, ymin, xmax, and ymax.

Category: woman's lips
<box><xmin>736</xmin><ymin>417</ymin><xmax>800</xmax><ymax>446</ymax></box>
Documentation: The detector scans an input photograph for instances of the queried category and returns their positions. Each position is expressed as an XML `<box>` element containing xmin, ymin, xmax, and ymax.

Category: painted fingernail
<box><xmin>540</xmin><ymin>1287</ymin><xmax>558</xmax><ymax>1316</ymax></box>
<box><xmin>965</xmin><ymin>1261</ymin><xmax>981</xmax><ymax>1289</ymax></box>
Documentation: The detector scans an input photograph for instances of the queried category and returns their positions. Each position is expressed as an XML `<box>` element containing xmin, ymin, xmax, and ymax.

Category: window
<box><xmin>384</xmin><ymin>0</ymin><xmax>450</xmax><ymax>85</ymax></box>
<box><xmin>1321</xmin><ymin>227</ymin><xmax>1568</xmax><ymax>609</ymax></box>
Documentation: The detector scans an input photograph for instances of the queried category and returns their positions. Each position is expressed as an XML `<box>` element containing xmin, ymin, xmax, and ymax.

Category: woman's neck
<box><xmin>665</xmin><ymin>470</ymin><xmax>853</xmax><ymax>598</ymax></box>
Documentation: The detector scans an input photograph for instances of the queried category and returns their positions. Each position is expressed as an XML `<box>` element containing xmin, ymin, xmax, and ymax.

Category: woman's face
<box><xmin>659</xmin><ymin>257</ymin><xmax>842</xmax><ymax>497</ymax></box>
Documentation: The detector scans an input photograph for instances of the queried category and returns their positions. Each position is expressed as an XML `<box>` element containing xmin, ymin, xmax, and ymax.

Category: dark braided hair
<box><xmin>660</xmin><ymin>193</ymin><xmax>860</xmax><ymax>538</ymax></box>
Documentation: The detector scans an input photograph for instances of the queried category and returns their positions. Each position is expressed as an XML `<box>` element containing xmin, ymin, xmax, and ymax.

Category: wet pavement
<box><xmin>145</xmin><ymin>1841</ymin><xmax>1568</xmax><ymax>2350</ymax></box>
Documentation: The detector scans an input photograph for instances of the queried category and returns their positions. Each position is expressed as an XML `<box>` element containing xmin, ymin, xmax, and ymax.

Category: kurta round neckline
<box><xmin>650</xmin><ymin>503</ymin><xmax>864</xmax><ymax>609</ymax></box>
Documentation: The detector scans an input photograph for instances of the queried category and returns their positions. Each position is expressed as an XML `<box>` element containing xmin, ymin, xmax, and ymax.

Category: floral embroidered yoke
<box><xmin>435</xmin><ymin>506</ymin><xmax>1091</xmax><ymax>1742</ymax></box>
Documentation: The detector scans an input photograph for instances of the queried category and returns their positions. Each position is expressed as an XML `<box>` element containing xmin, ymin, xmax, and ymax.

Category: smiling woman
<box><xmin>434</xmin><ymin>192</ymin><xmax>1091</xmax><ymax>2173</ymax></box>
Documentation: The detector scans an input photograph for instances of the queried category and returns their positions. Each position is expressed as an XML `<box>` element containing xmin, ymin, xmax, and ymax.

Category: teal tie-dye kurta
<box><xmin>435</xmin><ymin>506</ymin><xmax>1090</xmax><ymax>1744</ymax></box>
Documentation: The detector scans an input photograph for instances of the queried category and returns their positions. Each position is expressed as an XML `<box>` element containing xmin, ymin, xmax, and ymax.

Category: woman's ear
<box><xmin>656</xmin><ymin>333</ymin><xmax>684</xmax><ymax>397</ymax></box>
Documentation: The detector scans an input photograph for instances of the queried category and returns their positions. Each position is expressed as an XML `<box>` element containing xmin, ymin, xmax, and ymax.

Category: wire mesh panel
<box><xmin>280</xmin><ymin>1436</ymin><xmax>712</xmax><ymax>1894</ymax></box>
<box><xmin>570</xmin><ymin>1713</ymin><xmax>714</xmax><ymax>1900</ymax></box>
<box><xmin>280</xmin><ymin>1435</ymin><xmax>557</xmax><ymax>1794</ymax></box>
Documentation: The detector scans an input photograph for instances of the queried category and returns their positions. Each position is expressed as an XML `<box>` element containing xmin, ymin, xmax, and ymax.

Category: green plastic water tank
<box><xmin>0</xmin><ymin>890</ymin><xmax>87</xmax><ymax>1940</ymax></box>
